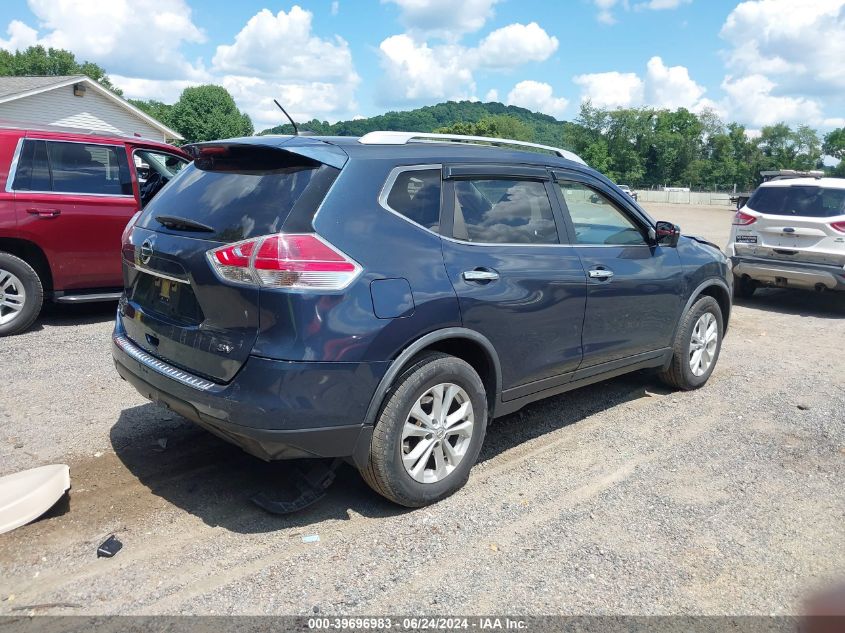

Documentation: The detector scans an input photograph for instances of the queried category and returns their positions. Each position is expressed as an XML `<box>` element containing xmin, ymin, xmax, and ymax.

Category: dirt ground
<box><xmin>0</xmin><ymin>203</ymin><xmax>843</xmax><ymax>616</ymax></box>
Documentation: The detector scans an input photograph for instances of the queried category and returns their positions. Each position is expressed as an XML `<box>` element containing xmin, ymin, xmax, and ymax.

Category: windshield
<box><xmin>747</xmin><ymin>185</ymin><xmax>845</xmax><ymax>218</ymax></box>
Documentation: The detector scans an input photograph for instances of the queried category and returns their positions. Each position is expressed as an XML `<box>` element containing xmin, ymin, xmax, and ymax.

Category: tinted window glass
<box><xmin>747</xmin><ymin>185</ymin><xmax>845</xmax><ymax>218</ymax></box>
<box><xmin>46</xmin><ymin>141</ymin><xmax>132</xmax><ymax>195</ymax></box>
<box><xmin>558</xmin><ymin>182</ymin><xmax>646</xmax><ymax>245</ymax></box>
<box><xmin>453</xmin><ymin>179</ymin><xmax>558</xmax><ymax>244</ymax></box>
<box><xmin>386</xmin><ymin>168</ymin><xmax>441</xmax><ymax>230</ymax></box>
<box><xmin>137</xmin><ymin>145</ymin><xmax>330</xmax><ymax>242</ymax></box>
<box><xmin>12</xmin><ymin>140</ymin><xmax>50</xmax><ymax>191</ymax></box>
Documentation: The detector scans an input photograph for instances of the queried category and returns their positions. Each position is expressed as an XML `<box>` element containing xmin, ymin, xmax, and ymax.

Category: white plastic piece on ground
<box><xmin>0</xmin><ymin>464</ymin><xmax>70</xmax><ymax>535</ymax></box>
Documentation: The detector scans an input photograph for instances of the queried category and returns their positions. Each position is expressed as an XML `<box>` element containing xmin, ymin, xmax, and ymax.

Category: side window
<box><xmin>453</xmin><ymin>178</ymin><xmax>558</xmax><ymax>244</ymax></box>
<box><xmin>11</xmin><ymin>140</ymin><xmax>50</xmax><ymax>191</ymax></box>
<box><xmin>385</xmin><ymin>168</ymin><xmax>442</xmax><ymax>231</ymax></box>
<box><xmin>558</xmin><ymin>182</ymin><xmax>646</xmax><ymax>246</ymax></box>
<box><xmin>46</xmin><ymin>141</ymin><xmax>133</xmax><ymax>196</ymax></box>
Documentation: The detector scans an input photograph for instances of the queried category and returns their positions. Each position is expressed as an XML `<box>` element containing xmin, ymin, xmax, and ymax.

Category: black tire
<box><xmin>0</xmin><ymin>252</ymin><xmax>43</xmax><ymax>336</ymax></box>
<box><xmin>733</xmin><ymin>274</ymin><xmax>756</xmax><ymax>299</ymax></box>
<box><xmin>360</xmin><ymin>352</ymin><xmax>487</xmax><ymax>507</ymax></box>
<box><xmin>659</xmin><ymin>295</ymin><xmax>724</xmax><ymax>391</ymax></box>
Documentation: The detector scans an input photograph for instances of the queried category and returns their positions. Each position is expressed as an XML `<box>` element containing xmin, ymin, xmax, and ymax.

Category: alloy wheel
<box><xmin>689</xmin><ymin>312</ymin><xmax>718</xmax><ymax>377</ymax></box>
<box><xmin>401</xmin><ymin>383</ymin><xmax>475</xmax><ymax>484</ymax></box>
<box><xmin>0</xmin><ymin>268</ymin><xmax>26</xmax><ymax>326</ymax></box>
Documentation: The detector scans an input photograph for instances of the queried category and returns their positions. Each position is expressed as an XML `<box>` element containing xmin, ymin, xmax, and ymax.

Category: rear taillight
<box><xmin>733</xmin><ymin>210</ymin><xmax>757</xmax><ymax>226</ymax></box>
<box><xmin>831</xmin><ymin>221</ymin><xmax>845</xmax><ymax>234</ymax></box>
<box><xmin>208</xmin><ymin>233</ymin><xmax>361</xmax><ymax>290</ymax></box>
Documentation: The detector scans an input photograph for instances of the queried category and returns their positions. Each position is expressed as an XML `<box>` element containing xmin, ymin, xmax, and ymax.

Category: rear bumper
<box><xmin>731</xmin><ymin>256</ymin><xmax>845</xmax><ymax>291</ymax></box>
<box><xmin>112</xmin><ymin>327</ymin><xmax>388</xmax><ymax>464</ymax></box>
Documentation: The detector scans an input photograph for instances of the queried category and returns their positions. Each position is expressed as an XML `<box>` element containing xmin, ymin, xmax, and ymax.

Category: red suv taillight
<box><xmin>733</xmin><ymin>210</ymin><xmax>757</xmax><ymax>226</ymax></box>
<box><xmin>831</xmin><ymin>221</ymin><xmax>845</xmax><ymax>234</ymax></box>
<box><xmin>207</xmin><ymin>233</ymin><xmax>361</xmax><ymax>290</ymax></box>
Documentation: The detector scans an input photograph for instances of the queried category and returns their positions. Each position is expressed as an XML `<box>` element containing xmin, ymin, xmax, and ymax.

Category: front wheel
<box><xmin>0</xmin><ymin>252</ymin><xmax>44</xmax><ymax>336</ymax></box>
<box><xmin>360</xmin><ymin>352</ymin><xmax>487</xmax><ymax>507</ymax></box>
<box><xmin>659</xmin><ymin>295</ymin><xmax>723</xmax><ymax>391</ymax></box>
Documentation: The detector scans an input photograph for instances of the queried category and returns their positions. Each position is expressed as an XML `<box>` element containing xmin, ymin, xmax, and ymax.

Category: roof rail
<box><xmin>358</xmin><ymin>131</ymin><xmax>587</xmax><ymax>166</ymax></box>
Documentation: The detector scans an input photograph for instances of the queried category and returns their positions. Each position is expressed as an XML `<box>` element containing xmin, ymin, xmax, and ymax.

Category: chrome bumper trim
<box><xmin>114</xmin><ymin>335</ymin><xmax>216</xmax><ymax>391</ymax></box>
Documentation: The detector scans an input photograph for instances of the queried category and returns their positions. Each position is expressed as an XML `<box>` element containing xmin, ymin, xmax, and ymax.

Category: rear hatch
<box><xmin>119</xmin><ymin>139</ymin><xmax>345</xmax><ymax>383</ymax></box>
<box><xmin>734</xmin><ymin>183</ymin><xmax>845</xmax><ymax>266</ymax></box>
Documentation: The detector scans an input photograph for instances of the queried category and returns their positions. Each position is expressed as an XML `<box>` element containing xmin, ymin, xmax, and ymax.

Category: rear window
<box><xmin>136</xmin><ymin>145</ymin><xmax>337</xmax><ymax>242</ymax></box>
<box><xmin>747</xmin><ymin>185</ymin><xmax>845</xmax><ymax>218</ymax></box>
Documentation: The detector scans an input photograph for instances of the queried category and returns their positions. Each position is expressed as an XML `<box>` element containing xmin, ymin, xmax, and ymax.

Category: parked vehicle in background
<box><xmin>113</xmin><ymin>131</ymin><xmax>731</xmax><ymax>508</ymax></box>
<box><xmin>618</xmin><ymin>184</ymin><xmax>638</xmax><ymax>201</ymax></box>
<box><xmin>729</xmin><ymin>169</ymin><xmax>825</xmax><ymax>209</ymax></box>
<box><xmin>727</xmin><ymin>177</ymin><xmax>845</xmax><ymax>297</ymax></box>
<box><xmin>0</xmin><ymin>123</ymin><xmax>190</xmax><ymax>335</ymax></box>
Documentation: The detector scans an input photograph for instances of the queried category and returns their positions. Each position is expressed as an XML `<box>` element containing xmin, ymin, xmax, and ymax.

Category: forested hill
<box><xmin>259</xmin><ymin>100</ymin><xmax>578</xmax><ymax>147</ymax></box>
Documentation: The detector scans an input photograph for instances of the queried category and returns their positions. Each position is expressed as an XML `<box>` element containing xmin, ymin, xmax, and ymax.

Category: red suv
<box><xmin>0</xmin><ymin>124</ymin><xmax>190</xmax><ymax>335</ymax></box>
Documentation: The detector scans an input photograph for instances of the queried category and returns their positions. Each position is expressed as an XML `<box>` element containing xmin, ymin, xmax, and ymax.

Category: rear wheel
<box><xmin>361</xmin><ymin>352</ymin><xmax>487</xmax><ymax>507</ymax></box>
<box><xmin>659</xmin><ymin>295</ymin><xmax>723</xmax><ymax>391</ymax></box>
<box><xmin>0</xmin><ymin>252</ymin><xmax>43</xmax><ymax>336</ymax></box>
<box><xmin>733</xmin><ymin>274</ymin><xmax>756</xmax><ymax>299</ymax></box>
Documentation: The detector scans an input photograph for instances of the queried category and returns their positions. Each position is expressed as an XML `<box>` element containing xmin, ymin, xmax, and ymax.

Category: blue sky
<box><xmin>1</xmin><ymin>0</ymin><xmax>843</xmax><ymax>132</ymax></box>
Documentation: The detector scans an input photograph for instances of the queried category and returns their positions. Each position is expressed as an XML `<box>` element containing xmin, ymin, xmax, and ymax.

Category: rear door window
<box><xmin>748</xmin><ymin>186</ymin><xmax>845</xmax><ymax>218</ymax></box>
<box><xmin>45</xmin><ymin>141</ymin><xmax>133</xmax><ymax>196</ymax></box>
<box><xmin>136</xmin><ymin>145</ymin><xmax>336</xmax><ymax>242</ymax></box>
<box><xmin>384</xmin><ymin>168</ymin><xmax>441</xmax><ymax>231</ymax></box>
<box><xmin>452</xmin><ymin>178</ymin><xmax>559</xmax><ymax>244</ymax></box>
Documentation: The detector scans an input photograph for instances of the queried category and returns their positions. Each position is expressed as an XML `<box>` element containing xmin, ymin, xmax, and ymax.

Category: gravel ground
<box><xmin>0</xmin><ymin>203</ymin><xmax>843</xmax><ymax>616</ymax></box>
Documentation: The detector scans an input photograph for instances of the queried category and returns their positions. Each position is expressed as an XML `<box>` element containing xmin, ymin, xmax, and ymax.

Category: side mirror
<box><xmin>653</xmin><ymin>221</ymin><xmax>681</xmax><ymax>247</ymax></box>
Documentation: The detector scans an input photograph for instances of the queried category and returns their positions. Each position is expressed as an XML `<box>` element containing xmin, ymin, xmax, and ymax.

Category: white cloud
<box><xmin>210</xmin><ymin>6</ymin><xmax>359</xmax><ymax>128</ymax></box>
<box><xmin>593</xmin><ymin>0</ymin><xmax>689</xmax><ymax>23</ymax></box>
<box><xmin>378</xmin><ymin>20</ymin><xmax>557</xmax><ymax>104</ymax></box>
<box><xmin>716</xmin><ymin>0</ymin><xmax>845</xmax><ymax>128</ymax></box>
<box><xmin>506</xmin><ymin>80</ymin><xmax>568</xmax><ymax>117</ymax></box>
<box><xmin>474</xmin><ymin>23</ymin><xmax>558</xmax><ymax>70</ymax></box>
<box><xmin>635</xmin><ymin>0</ymin><xmax>691</xmax><ymax>10</ymax></box>
<box><xmin>7</xmin><ymin>0</ymin><xmax>206</xmax><ymax>81</ymax></box>
<box><xmin>644</xmin><ymin>56</ymin><xmax>705</xmax><ymax>109</ymax></box>
<box><xmin>485</xmin><ymin>89</ymin><xmax>499</xmax><ymax>102</ymax></box>
<box><xmin>382</xmin><ymin>0</ymin><xmax>500</xmax><ymax>39</ymax></box>
<box><xmin>0</xmin><ymin>20</ymin><xmax>38</xmax><ymax>51</ymax></box>
<box><xmin>331</xmin><ymin>1</ymin><xmax>339</xmax><ymax>16</ymax></box>
<box><xmin>378</xmin><ymin>35</ymin><xmax>475</xmax><ymax>103</ymax></box>
<box><xmin>720</xmin><ymin>74</ymin><xmax>822</xmax><ymax>128</ymax></box>
<box><xmin>573</xmin><ymin>71</ymin><xmax>644</xmax><ymax>108</ymax></box>
<box><xmin>212</xmin><ymin>7</ymin><xmax>354</xmax><ymax>82</ymax></box>
<box><xmin>573</xmin><ymin>56</ymin><xmax>712</xmax><ymax>113</ymax></box>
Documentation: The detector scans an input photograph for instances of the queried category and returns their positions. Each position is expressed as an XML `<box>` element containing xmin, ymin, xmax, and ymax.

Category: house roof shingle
<box><xmin>0</xmin><ymin>75</ymin><xmax>86</xmax><ymax>100</ymax></box>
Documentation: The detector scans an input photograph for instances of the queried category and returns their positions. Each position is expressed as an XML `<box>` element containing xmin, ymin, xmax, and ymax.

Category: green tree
<box><xmin>129</xmin><ymin>99</ymin><xmax>174</xmax><ymax>126</ymax></box>
<box><xmin>168</xmin><ymin>85</ymin><xmax>253</xmax><ymax>142</ymax></box>
<box><xmin>435</xmin><ymin>114</ymin><xmax>533</xmax><ymax>141</ymax></box>
<box><xmin>823</xmin><ymin>127</ymin><xmax>845</xmax><ymax>177</ymax></box>
<box><xmin>0</xmin><ymin>45</ymin><xmax>122</xmax><ymax>95</ymax></box>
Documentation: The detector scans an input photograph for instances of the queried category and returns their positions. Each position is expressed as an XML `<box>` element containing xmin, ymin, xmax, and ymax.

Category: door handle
<box><xmin>588</xmin><ymin>268</ymin><xmax>614</xmax><ymax>280</ymax></box>
<box><xmin>463</xmin><ymin>269</ymin><xmax>500</xmax><ymax>282</ymax></box>
<box><xmin>26</xmin><ymin>208</ymin><xmax>61</xmax><ymax>218</ymax></box>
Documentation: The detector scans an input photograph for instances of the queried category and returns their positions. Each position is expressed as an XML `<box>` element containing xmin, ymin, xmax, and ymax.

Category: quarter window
<box><xmin>558</xmin><ymin>182</ymin><xmax>646</xmax><ymax>245</ymax></box>
<box><xmin>452</xmin><ymin>178</ymin><xmax>558</xmax><ymax>244</ymax></box>
<box><xmin>385</xmin><ymin>168</ymin><xmax>442</xmax><ymax>231</ymax></box>
<box><xmin>45</xmin><ymin>141</ymin><xmax>133</xmax><ymax>196</ymax></box>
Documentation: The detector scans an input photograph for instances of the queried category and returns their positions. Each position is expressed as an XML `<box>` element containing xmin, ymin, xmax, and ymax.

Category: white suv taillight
<box><xmin>207</xmin><ymin>233</ymin><xmax>361</xmax><ymax>290</ymax></box>
<box><xmin>732</xmin><ymin>210</ymin><xmax>757</xmax><ymax>226</ymax></box>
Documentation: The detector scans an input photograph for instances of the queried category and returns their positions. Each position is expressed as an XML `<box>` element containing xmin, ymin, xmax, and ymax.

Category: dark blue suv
<box><xmin>113</xmin><ymin>131</ymin><xmax>731</xmax><ymax>507</ymax></box>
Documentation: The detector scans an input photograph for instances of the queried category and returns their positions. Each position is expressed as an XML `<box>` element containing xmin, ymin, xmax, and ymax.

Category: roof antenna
<box><xmin>274</xmin><ymin>99</ymin><xmax>299</xmax><ymax>136</ymax></box>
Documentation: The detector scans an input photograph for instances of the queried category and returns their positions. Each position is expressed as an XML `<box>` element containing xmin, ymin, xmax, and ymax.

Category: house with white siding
<box><xmin>0</xmin><ymin>75</ymin><xmax>181</xmax><ymax>143</ymax></box>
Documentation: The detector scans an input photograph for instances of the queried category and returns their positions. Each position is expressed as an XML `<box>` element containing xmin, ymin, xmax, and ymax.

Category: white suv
<box><xmin>726</xmin><ymin>177</ymin><xmax>845</xmax><ymax>297</ymax></box>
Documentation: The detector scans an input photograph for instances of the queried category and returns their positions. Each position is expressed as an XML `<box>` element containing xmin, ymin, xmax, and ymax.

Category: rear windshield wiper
<box><xmin>154</xmin><ymin>215</ymin><xmax>215</xmax><ymax>233</ymax></box>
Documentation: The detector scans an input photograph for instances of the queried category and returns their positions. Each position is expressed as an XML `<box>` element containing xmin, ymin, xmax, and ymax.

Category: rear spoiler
<box><xmin>184</xmin><ymin>137</ymin><xmax>348</xmax><ymax>170</ymax></box>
